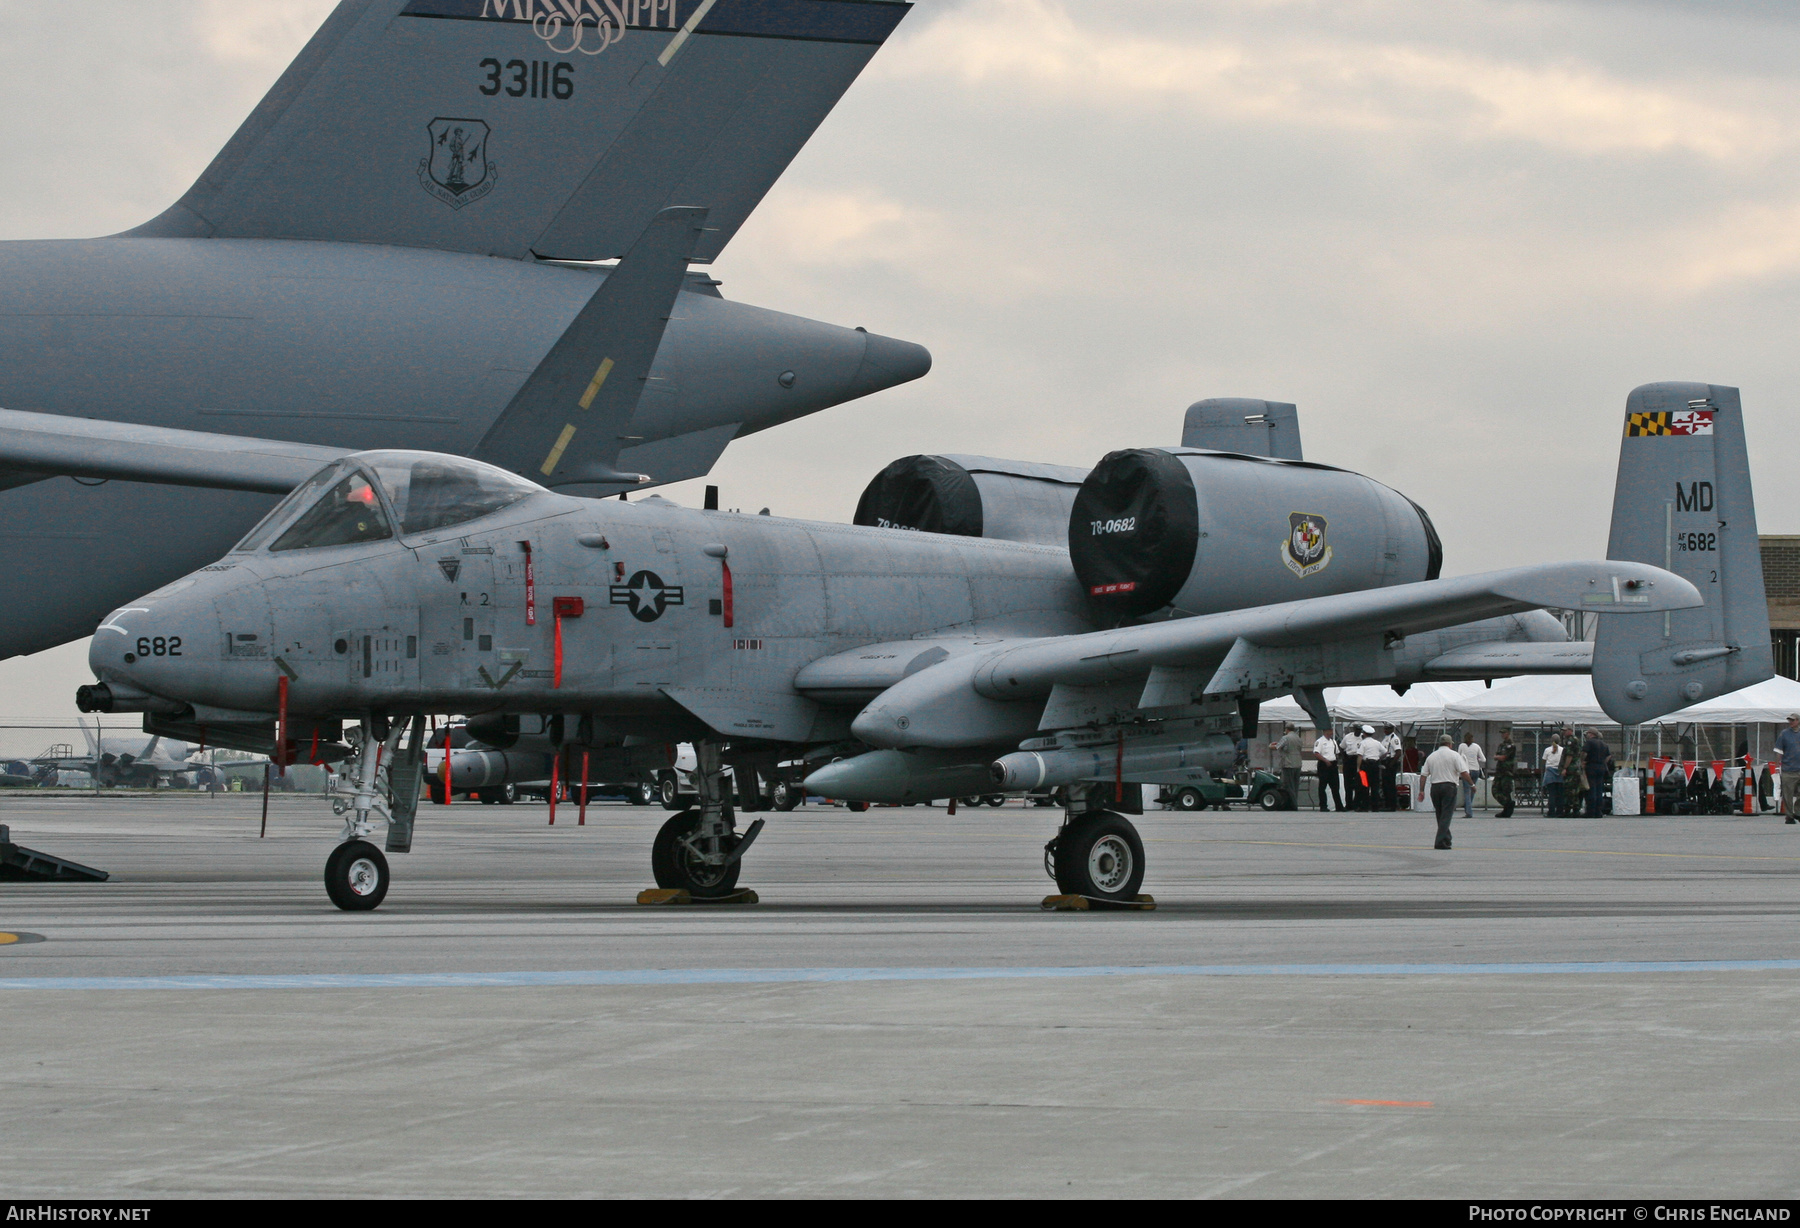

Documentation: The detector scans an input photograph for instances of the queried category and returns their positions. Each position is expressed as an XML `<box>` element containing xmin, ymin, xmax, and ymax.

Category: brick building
<box><xmin>1761</xmin><ymin>536</ymin><xmax>1800</xmax><ymax>677</ymax></box>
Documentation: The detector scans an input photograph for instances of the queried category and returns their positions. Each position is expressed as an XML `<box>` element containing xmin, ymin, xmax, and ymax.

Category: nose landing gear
<box><xmin>322</xmin><ymin>714</ymin><xmax>422</xmax><ymax>912</ymax></box>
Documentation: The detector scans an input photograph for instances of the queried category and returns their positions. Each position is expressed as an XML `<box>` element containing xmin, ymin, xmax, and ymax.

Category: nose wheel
<box><xmin>325</xmin><ymin>840</ymin><xmax>390</xmax><ymax>911</ymax></box>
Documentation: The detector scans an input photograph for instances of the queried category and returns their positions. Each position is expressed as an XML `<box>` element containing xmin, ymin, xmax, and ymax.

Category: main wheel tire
<box><xmin>650</xmin><ymin>811</ymin><xmax>742</xmax><ymax>898</ymax></box>
<box><xmin>324</xmin><ymin>840</ymin><xmax>390</xmax><ymax>912</ymax></box>
<box><xmin>845</xmin><ymin>800</ymin><xmax>869</xmax><ymax>812</ymax></box>
<box><xmin>959</xmin><ymin>795</ymin><xmax>984</xmax><ymax>808</ymax></box>
<box><xmin>636</xmin><ymin>781</ymin><xmax>657</xmax><ymax>806</ymax></box>
<box><xmin>1174</xmin><ymin>787</ymin><xmax>1206</xmax><ymax>811</ymax></box>
<box><xmin>982</xmin><ymin>794</ymin><xmax>1007</xmax><ymax>807</ymax></box>
<box><xmin>773</xmin><ymin>782</ymin><xmax>800</xmax><ymax>812</ymax></box>
<box><xmin>659</xmin><ymin>775</ymin><xmax>683</xmax><ymax>811</ymax></box>
<box><xmin>425</xmin><ymin>780</ymin><xmax>446</xmax><ymax>806</ymax></box>
<box><xmin>1052</xmin><ymin>813</ymin><xmax>1145</xmax><ymax>903</ymax></box>
<box><xmin>1257</xmin><ymin>788</ymin><xmax>1287</xmax><ymax>812</ymax></box>
<box><xmin>498</xmin><ymin>782</ymin><xmax>516</xmax><ymax>805</ymax></box>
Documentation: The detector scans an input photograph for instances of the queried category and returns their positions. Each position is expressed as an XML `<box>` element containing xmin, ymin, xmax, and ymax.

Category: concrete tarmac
<box><xmin>3</xmin><ymin>793</ymin><xmax>1800</xmax><ymax>1198</ymax></box>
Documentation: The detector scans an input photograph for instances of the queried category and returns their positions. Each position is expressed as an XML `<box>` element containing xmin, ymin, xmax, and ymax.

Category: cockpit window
<box><xmin>269</xmin><ymin>471</ymin><xmax>393</xmax><ymax>551</ymax></box>
<box><xmin>233</xmin><ymin>461</ymin><xmax>349</xmax><ymax>553</ymax></box>
<box><xmin>365</xmin><ymin>452</ymin><xmax>540</xmax><ymax>536</ymax></box>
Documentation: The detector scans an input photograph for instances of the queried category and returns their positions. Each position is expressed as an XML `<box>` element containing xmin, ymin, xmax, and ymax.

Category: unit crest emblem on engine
<box><xmin>1282</xmin><ymin>512</ymin><xmax>1332</xmax><ymax>578</ymax></box>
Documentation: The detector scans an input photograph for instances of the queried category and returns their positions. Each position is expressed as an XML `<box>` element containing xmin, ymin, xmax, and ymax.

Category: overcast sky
<box><xmin>5</xmin><ymin>0</ymin><xmax>1800</xmax><ymax>730</ymax></box>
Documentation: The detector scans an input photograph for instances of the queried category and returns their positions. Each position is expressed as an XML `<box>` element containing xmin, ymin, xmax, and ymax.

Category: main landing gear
<box><xmin>1044</xmin><ymin>786</ymin><xmax>1147</xmax><ymax>904</ymax></box>
<box><xmin>322</xmin><ymin>714</ymin><xmax>425</xmax><ymax>912</ymax></box>
<box><xmin>650</xmin><ymin>742</ymin><xmax>763</xmax><ymax>899</ymax></box>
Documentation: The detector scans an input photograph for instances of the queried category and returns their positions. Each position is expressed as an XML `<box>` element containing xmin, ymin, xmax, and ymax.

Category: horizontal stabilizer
<box><xmin>129</xmin><ymin>0</ymin><xmax>911</xmax><ymax>263</ymax></box>
<box><xmin>0</xmin><ymin>409</ymin><xmax>346</xmax><ymax>494</ymax></box>
<box><xmin>473</xmin><ymin>205</ymin><xmax>708</xmax><ymax>486</ymax></box>
<box><xmin>1423</xmin><ymin>641</ymin><xmax>1595</xmax><ymax>677</ymax></box>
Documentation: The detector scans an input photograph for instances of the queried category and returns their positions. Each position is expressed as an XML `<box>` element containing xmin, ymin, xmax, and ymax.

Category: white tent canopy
<box><xmin>1258</xmin><ymin>682</ymin><xmax>1489</xmax><ymax>728</ymax></box>
<box><xmin>1444</xmin><ymin>674</ymin><xmax>1800</xmax><ymax>726</ymax></box>
<box><xmin>1256</xmin><ymin>675</ymin><xmax>1800</xmax><ymax>728</ymax></box>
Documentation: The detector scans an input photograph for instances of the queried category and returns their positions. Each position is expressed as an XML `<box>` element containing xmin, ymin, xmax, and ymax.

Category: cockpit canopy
<box><xmin>234</xmin><ymin>451</ymin><xmax>545</xmax><ymax>553</ymax></box>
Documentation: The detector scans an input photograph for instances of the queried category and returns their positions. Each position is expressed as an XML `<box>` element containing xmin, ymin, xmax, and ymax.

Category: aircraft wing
<box><xmin>852</xmin><ymin>560</ymin><xmax>1700</xmax><ymax>748</ymax></box>
<box><xmin>0</xmin><ymin>409</ymin><xmax>347</xmax><ymax>494</ymax></box>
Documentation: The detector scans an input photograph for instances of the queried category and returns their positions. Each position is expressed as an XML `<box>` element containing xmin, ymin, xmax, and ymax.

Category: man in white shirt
<box><xmin>1357</xmin><ymin>725</ymin><xmax>1384</xmax><ymax>812</ymax></box>
<box><xmin>1422</xmin><ymin>734</ymin><xmax>1473</xmax><ymax>849</ymax></box>
<box><xmin>1457</xmin><ymin>734</ymin><xmax>1486</xmax><ymax>818</ymax></box>
<box><xmin>1312</xmin><ymin>729</ymin><xmax>1341</xmax><ymax>812</ymax></box>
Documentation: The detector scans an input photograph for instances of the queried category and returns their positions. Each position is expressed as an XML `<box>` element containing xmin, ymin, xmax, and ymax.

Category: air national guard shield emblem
<box><xmin>1282</xmin><ymin>512</ymin><xmax>1332</xmax><ymax>578</ymax></box>
<box><xmin>418</xmin><ymin>118</ymin><xmax>496</xmax><ymax>210</ymax></box>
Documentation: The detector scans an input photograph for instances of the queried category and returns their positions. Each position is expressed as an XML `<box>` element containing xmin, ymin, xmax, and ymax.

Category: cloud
<box><xmin>887</xmin><ymin>0</ymin><xmax>1787</xmax><ymax>160</ymax></box>
<box><xmin>190</xmin><ymin>0</ymin><xmax>338</xmax><ymax>65</ymax></box>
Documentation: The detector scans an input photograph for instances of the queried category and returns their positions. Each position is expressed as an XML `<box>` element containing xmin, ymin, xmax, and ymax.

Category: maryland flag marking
<box><xmin>1627</xmin><ymin>410</ymin><xmax>1714</xmax><ymax>437</ymax></box>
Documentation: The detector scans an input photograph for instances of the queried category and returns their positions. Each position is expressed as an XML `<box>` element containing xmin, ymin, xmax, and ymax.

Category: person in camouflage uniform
<box><xmin>1492</xmin><ymin>728</ymin><xmax>1517</xmax><ymax>818</ymax></box>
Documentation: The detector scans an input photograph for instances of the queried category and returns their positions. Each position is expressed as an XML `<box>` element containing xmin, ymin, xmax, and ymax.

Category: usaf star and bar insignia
<box><xmin>610</xmin><ymin>570</ymin><xmax>684</xmax><ymax>623</ymax></box>
<box><xmin>1627</xmin><ymin>409</ymin><xmax>1714</xmax><ymax>437</ymax></box>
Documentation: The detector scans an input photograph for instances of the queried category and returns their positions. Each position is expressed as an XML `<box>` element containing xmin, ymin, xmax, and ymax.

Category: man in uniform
<box><xmin>1491</xmin><ymin>728</ymin><xmax>1517</xmax><ymax>818</ymax></box>
<box><xmin>1270</xmin><ymin>723</ymin><xmax>1303</xmax><ymax>810</ymax></box>
<box><xmin>1422</xmin><ymin>734</ymin><xmax>1473</xmax><ymax>850</ymax></box>
<box><xmin>1381</xmin><ymin>724</ymin><xmax>1403</xmax><ymax>811</ymax></box>
<box><xmin>1313</xmin><ymin>726</ymin><xmax>1342</xmax><ymax>812</ymax></box>
<box><xmin>1358</xmin><ymin>725</ymin><xmax>1384</xmax><ymax>812</ymax></box>
<box><xmin>1341</xmin><ymin>726</ymin><xmax>1364</xmax><ymax>811</ymax></box>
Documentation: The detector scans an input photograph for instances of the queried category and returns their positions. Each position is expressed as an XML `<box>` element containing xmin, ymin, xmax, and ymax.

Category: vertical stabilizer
<box><xmin>126</xmin><ymin>0</ymin><xmax>910</xmax><ymax>261</ymax></box>
<box><xmin>1592</xmin><ymin>382</ymin><xmax>1772</xmax><ymax>722</ymax></box>
<box><xmin>1181</xmin><ymin>399</ymin><xmax>1302</xmax><ymax>460</ymax></box>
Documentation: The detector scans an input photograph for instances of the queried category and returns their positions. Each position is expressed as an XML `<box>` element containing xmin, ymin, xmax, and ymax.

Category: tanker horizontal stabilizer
<box><xmin>473</xmin><ymin>206</ymin><xmax>709</xmax><ymax>488</ymax></box>
<box><xmin>1592</xmin><ymin>383</ymin><xmax>1773</xmax><ymax>722</ymax></box>
<box><xmin>0</xmin><ymin>409</ymin><xmax>348</xmax><ymax>494</ymax></box>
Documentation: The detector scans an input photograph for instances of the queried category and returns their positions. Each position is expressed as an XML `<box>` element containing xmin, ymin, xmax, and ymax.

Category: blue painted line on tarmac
<box><xmin>3</xmin><ymin>959</ymin><xmax>1800</xmax><ymax>991</ymax></box>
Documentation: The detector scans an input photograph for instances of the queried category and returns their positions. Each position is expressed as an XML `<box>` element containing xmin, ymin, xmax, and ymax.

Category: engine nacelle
<box><xmin>1068</xmin><ymin>448</ymin><xmax>1442</xmax><ymax>620</ymax></box>
<box><xmin>854</xmin><ymin>453</ymin><xmax>1088</xmax><ymax>548</ymax></box>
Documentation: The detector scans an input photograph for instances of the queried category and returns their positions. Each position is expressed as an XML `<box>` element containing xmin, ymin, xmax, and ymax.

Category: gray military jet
<box><xmin>27</xmin><ymin>379</ymin><xmax>1762</xmax><ymax>910</ymax></box>
<box><xmin>0</xmin><ymin>0</ymin><xmax>926</xmax><ymax>660</ymax></box>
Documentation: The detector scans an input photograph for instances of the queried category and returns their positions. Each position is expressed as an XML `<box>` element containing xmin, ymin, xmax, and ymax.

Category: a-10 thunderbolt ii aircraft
<box><xmin>0</xmin><ymin>0</ymin><xmax>927</xmax><ymax>660</ymax></box>
<box><xmin>36</xmin><ymin>365</ymin><xmax>1766</xmax><ymax>909</ymax></box>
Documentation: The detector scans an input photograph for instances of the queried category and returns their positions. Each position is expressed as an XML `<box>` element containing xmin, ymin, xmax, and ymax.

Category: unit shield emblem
<box><xmin>1282</xmin><ymin>512</ymin><xmax>1332</xmax><ymax>578</ymax></box>
<box><xmin>418</xmin><ymin>118</ymin><xmax>496</xmax><ymax>210</ymax></box>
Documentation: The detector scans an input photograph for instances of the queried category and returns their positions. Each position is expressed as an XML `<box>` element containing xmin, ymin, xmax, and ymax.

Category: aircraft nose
<box><xmin>847</xmin><ymin>331</ymin><xmax>932</xmax><ymax>399</ymax></box>
<box><xmin>87</xmin><ymin>583</ymin><xmax>225</xmax><ymax>701</ymax></box>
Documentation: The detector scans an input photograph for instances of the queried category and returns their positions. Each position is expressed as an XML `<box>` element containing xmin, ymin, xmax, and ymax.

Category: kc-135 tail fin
<box><xmin>127</xmin><ymin>0</ymin><xmax>910</xmax><ymax>262</ymax></box>
<box><xmin>1591</xmin><ymin>382</ymin><xmax>1773</xmax><ymax>723</ymax></box>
